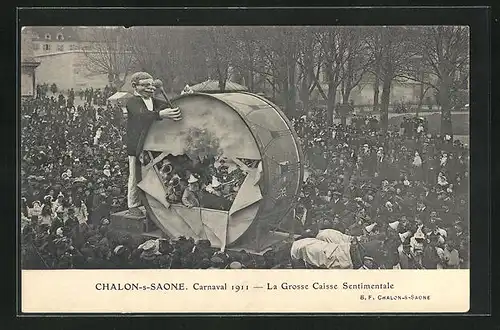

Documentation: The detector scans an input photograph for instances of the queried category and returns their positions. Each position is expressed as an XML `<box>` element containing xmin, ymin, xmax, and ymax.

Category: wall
<box><xmin>34</xmin><ymin>51</ymin><xmax>109</xmax><ymax>91</ymax></box>
<box><xmin>21</xmin><ymin>68</ymin><xmax>34</xmax><ymax>96</ymax></box>
<box><xmin>21</xmin><ymin>27</ymin><xmax>37</xmax><ymax>96</ymax></box>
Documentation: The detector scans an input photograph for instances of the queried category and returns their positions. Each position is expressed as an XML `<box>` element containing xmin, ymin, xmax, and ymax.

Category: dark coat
<box><xmin>125</xmin><ymin>95</ymin><xmax>168</xmax><ymax>157</ymax></box>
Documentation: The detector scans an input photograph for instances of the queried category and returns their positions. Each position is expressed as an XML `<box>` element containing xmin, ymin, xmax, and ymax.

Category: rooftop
<box><xmin>31</xmin><ymin>26</ymin><xmax>82</xmax><ymax>42</ymax></box>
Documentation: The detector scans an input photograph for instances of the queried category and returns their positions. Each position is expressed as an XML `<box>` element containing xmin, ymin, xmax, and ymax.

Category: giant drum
<box><xmin>137</xmin><ymin>92</ymin><xmax>304</xmax><ymax>250</ymax></box>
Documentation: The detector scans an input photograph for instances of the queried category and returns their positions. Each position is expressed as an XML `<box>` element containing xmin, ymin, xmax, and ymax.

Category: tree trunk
<box><xmin>326</xmin><ymin>82</ymin><xmax>336</xmax><ymax>127</ymax></box>
<box><xmin>299</xmin><ymin>74</ymin><xmax>309</xmax><ymax>113</ymax></box>
<box><xmin>380</xmin><ymin>73</ymin><xmax>392</xmax><ymax>132</ymax></box>
<box><xmin>342</xmin><ymin>81</ymin><xmax>352</xmax><ymax>104</ymax></box>
<box><xmin>282</xmin><ymin>76</ymin><xmax>290</xmax><ymax>115</ymax></box>
<box><xmin>416</xmin><ymin>83</ymin><xmax>427</xmax><ymax>117</ymax></box>
<box><xmin>439</xmin><ymin>74</ymin><xmax>453</xmax><ymax>136</ymax></box>
<box><xmin>247</xmin><ymin>68</ymin><xmax>254</xmax><ymax>92</ymax></box>
<box><xmin>287</xmin><ymin>58</ymin><xmax>297</xmax><ymax>114</ymax></box>
<box><xmin>373</xmin><ymin>75</ymin><xmax>380</xmax><ymax>112</ymax></box>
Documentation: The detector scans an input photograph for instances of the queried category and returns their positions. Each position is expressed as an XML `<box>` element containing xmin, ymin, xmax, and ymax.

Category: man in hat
<box><xmin>110</xmin><ymin>245</ymin><xmax>132</xmax><ymax>269</ymax></box>
<box><xmin>52</xmin><ymin>191</ymin><xmax>65</xmax><ymax>214</ymax></box>
<box><xmin>358</xmin><ymin>256</ymin><xmax>378</xmax><ymax>270</ymax></box>
<box><xmin>126</xmin><ymin>71</ymin><xmax>182</xmax><ymax>217</ymax></box>
<box><xmin>205</xmin><ymin>176</ymin><xmax>223</xmax><ymax>197</ymax></box>
<box><xmin>51</xmin><ymin>207</ymin><xmax>65</xmax><ymax>235</ymax></box>
<box><xmin>138</xmin><ymin>239</ymin><xmax>162</xmax><ymax>268</ymax></box>
<box><xmin>399</xmin><ymin>239</ymin><xmax>418</xmax><ymax>269</ymax></box>
<box><xmin>182</xmin><ymin>174</ymin><xmax>201</xmax><ymax>208</ymax></box>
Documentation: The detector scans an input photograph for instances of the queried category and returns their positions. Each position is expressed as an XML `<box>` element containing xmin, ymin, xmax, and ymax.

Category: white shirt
<box><xmin>134</xmin><ymin>91</ymin><xmax>153</xmax><ymax>111</ymax></box>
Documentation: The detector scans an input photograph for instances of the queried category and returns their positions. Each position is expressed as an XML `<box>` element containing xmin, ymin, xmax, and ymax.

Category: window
<box><xmin>33</xmin><ymin>43</ymin><xmax>40</xmax><ymax>50</ymax></box>
<box><xmin>56</xmin><ymin>33</ymin><xmax>64</xmax><ymax>41</ymax></box>
<box><xmin>70</xmin><ymin>44</ymin><xmax>79</xmax><ymax>51</ymax></box>
<box><xmin>44</xmin><ymin>33</ymin><xmax>51</xmax><ymax>40</ymax></box>
<box><xmin>43</xmin><ymin>44</ymin><xmax>51</xmax><ymax>51</ymax></box>
<box><xmin>57</xmin><ymin>44</ymin><xmax>64</xmax><ymax>51</ymax></box>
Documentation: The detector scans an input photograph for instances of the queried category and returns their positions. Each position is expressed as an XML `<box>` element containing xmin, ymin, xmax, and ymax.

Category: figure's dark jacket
<box><xmin>125</xmin><ymin>95</ymin><xmax>168</xmax><ymax>157</ymax></box>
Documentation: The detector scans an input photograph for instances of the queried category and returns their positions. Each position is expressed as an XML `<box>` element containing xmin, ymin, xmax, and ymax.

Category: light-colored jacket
<box><xmin>74</xmin><ymin>203</ymin><xmax>89</xmax><ymax>224</ymax></box>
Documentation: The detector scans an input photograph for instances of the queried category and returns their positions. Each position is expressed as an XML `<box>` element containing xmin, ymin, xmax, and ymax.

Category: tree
<box><xmin>340</xmin><ymin>28</ymin><xmax>373</xmax><ymax>106</ymax></box>
<box><xmin>366</xmin><ymin>27</ymin><xmax>420</xmax><ymax>131</ymax></box>
<box><xmin>296</xmin><ymin>29</ymin><xmax>323</xmax><ymax>112</ymax></box>
<box><xmin>81</xmin><ymin>27</ymin><xmax>134</xmax><ymax>89</ymax></box>
<box><xmin>204</xmin><ymin>27</ymin><xmax>238</xmax><ymax>92</ymax></box>
<box><xmin>407</xmin><ymin>26</ymin><xmax>469</xmax><ymax>135</ymax></box>
<box><xmin>247</xmin><ymin>27</ymin><xmax>300</xmax><ymax>114</ymax></box>
<box><xmin>311</xmin><ymin>27</ymin><xmax>355</xmax><ymax>127</ymax></box>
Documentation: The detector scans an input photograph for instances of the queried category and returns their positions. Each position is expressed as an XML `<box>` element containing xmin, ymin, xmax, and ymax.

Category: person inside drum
<box><xmin>182</xmin><ymin>174</ymin><xmax>201</xmax><ymax>208</ymax></box>
<box><xmin>126</xmin><ymin>72</ymin><xmax>182</xmax><ymax>217</ymax></box>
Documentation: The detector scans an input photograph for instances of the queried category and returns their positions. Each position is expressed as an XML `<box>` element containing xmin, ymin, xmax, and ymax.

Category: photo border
<box><xmin>10</xmin><ymin>5</ymin><xmax>494</xmax><ymax>326</ymax></box>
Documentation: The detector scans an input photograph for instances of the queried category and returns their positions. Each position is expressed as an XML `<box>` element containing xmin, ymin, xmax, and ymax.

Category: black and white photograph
<box><xmin>20</xmin><ymin>24</ymin><xmax>470</xmax><ymax>272</ymax></box>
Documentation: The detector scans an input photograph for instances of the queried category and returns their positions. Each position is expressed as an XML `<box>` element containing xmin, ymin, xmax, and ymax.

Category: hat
<box><xmin>365</xmin><ymin>222</ymin><xmax>377</xmax><ymax>233</ymax></box>
<box><xmin>139</xmin><ymin>239</ymin><xmax>157</xmax><ymax>252</ymax></box>
<box><xmin>229</xmin><ymin>261</ymin><xmax>243</xmax><ymax>269</ymax></box>
<box><xmin>388</xmin><ymin>221</ymin><xmax>400</xmax><ymax>231</ymax></box>
<box><xmin>57</xmin><ymin>192</ymin><xmax>64</xmax><ymax>198</ymax></box>
<box><xmin>56</xmin><ymin>227</ymin><xmax>64</xmax><ymax>236</ymax></box>
<box><xmin>399</xmin><ymin>231</ymin><xmax>411</xmax><ymax>242</ymax></box>
<box><xmin>211</xmin><ymin>176</ymin><xmax>221</xmax><ymax>188</ymax></box>
<box><xmin>103</xmin><ymin>164</ymin><xmax>111</xmax><ymax>169</ymax></box>
<box><xmin>188</xmin><ymin>174</ymin><xmax>199</xmax><ymax>184</ymax></box>
<box><xmin>414</xmin><ymin>228</ymin><xmax>425</xmax><ymax>240</ymax></box>
<box><xmin>363</xmin><ymin>256</ymin><xmax>375</xmax><ymax>261</ymax></box>
<box><xmin>101</xmin><ymin>218</ymin><xmax>110</xmax><ymax>226</ymax></box>
<box><xmin>32</xmin><ymin>200</ymin><xmax>41</xmax><ymax>206</ymax></box>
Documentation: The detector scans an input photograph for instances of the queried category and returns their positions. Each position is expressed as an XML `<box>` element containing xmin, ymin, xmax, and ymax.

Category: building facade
<box><xmin>31</xmin><ymin>27</ymin><xmax>110</xmax><ymax>91</ymax></box>
<box><xmin>21</xmin><ymin>27</ymin><xmax>40</xmax><ymax>97</ymax></box>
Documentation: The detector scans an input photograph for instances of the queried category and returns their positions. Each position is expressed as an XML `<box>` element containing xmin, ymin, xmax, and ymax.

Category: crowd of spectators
<box><xmin>290</xmin><ymin>109</ymin><xmax>469</xmax><ymax>269</ymax></box>
<box><xmin>20</xmin><ymin>87</ymin><xmax>469</xmax><ymax>270</ymax></box>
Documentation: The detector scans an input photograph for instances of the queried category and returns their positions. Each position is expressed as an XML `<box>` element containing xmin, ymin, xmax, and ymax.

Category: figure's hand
<box><xmin>159</xmin><ymin>107</ymin><xmax>182</xmax><ymax>121</ymax></box>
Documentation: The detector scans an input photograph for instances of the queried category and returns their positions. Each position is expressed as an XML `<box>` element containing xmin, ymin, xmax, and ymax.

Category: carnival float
<box><xmin>132</xmin><ymin>92</ymin><xmax>304</xmax><ymax>252</ymax></box>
